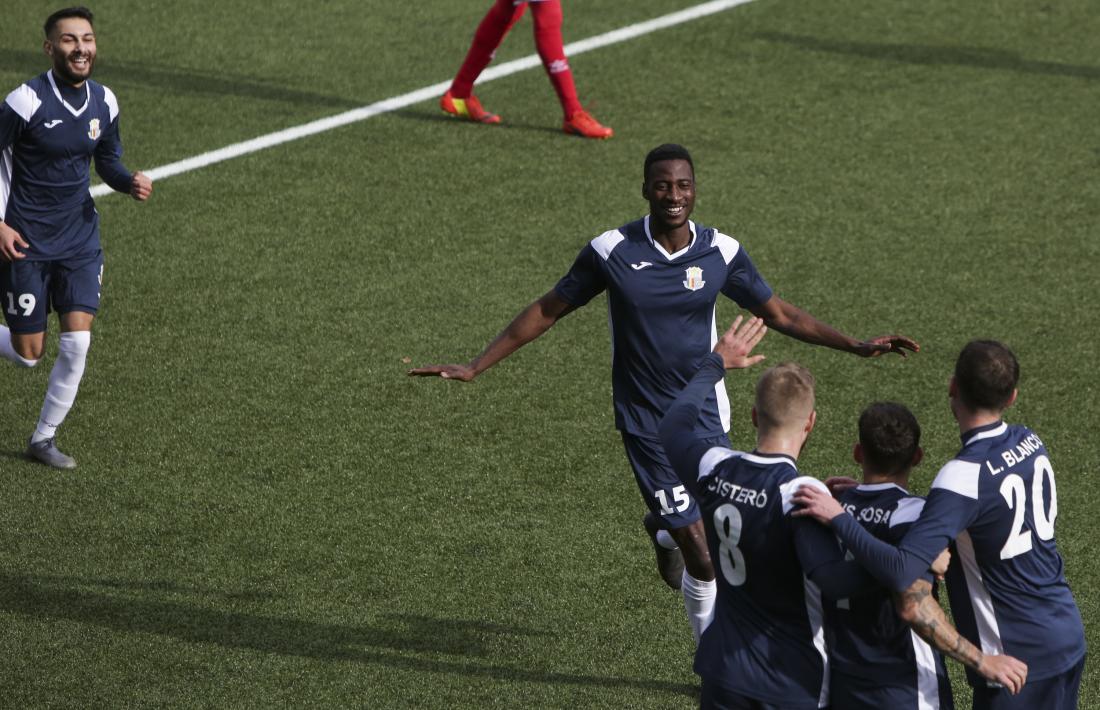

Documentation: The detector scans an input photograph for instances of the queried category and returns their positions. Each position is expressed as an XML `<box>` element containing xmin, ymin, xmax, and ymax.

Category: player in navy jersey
<box><xmin>410</xmin><ymin>144</ymin><xmax>918</xmax><ymax>644</ymax></box>
<box><xmin>0</xmin><ymin>7</ymin><xmax>152</xmax><ymax>468</ymax></box>
<box><xmin>827</xmin><ymin>402</ymin><xmax>956</xmax><ymax>709</ymax></box>
<box><xmin>796</xmin><ymin>341</ymin><xmax>1082</xmax><ymax>708</ymax></box>
<box><xmin>659</xmin><ymin>319</ymin><xmax>895</xmax><ymax>709</ymax></box>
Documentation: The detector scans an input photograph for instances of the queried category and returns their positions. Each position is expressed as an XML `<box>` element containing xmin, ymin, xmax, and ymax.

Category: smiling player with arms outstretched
<box><xmin>410</xmin><ymin>143</ymin><xmax>918</xmax><ymax>644</ymax></box>
<box><xmin>0</xmin><ymin>6</ymin><xmax>152</xmax><ymax>468</ymax></box>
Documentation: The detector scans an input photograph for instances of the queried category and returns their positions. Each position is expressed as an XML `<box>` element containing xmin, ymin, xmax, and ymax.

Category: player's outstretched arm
<box><xmin>0</xmin><ymin>221</ymin><xmax>30</xmax><ymax>261</ymax></box>
<box><xmin>712</xmin><ymin>315</ymin><xmax>767</xmax><ymax>369</ymax></box>
<box><xmin>408</xmin><ymin>289</ymin><xmax>575</xmax><ymax>381</ymax></box>
<box><xmin>749</xmin><ymin>295</ymin><xmax>919</xmax><ymax>358</ymax></box>
<box><xmin>895</xmin><ymin>579</ymin><xmax>1028</xmax><ymax>694</ymax></box>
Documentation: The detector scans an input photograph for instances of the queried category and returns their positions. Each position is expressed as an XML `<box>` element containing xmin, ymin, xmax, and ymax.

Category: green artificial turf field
<box><xmin>1</xmin><ymin>1</ymin><xmax>1096</xmax><ymax>707</ymax></box>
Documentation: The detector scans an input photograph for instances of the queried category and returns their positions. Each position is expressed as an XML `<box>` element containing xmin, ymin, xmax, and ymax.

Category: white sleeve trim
<box><xmin>931</xmin><ymin>459</ymin><xmax>981</xmax><ymax>500</ymax></box>
<box><xmin>698</xmin><ymin>447</ymin><xmax>738</xmax><ymax>481</ymax></box>
<box><xmin>4</xmin><ymin>85</ymin><xmax>41</xmax><ymax>122</ymax></box>
<box><xmin>590</xmin><ymin>230</ymin><xmax>624</xmax><ymax>260</ymax></box>
<box><xmin>101</xmin><ymin>85</ymin><xmax>120</xmax><ymax>122</ymax></box>
<box><xmin>890</xmin><ymin>496</ymin><xmax>926</xmax><ymax>528</ymax></box>
<box><xmin>781</xmin><ymin>476</ymin><xmax>828</xmax><ymax>515</ymax></box>
<box><xmin>710</xmin><ymin>230</ymin><xmax>741</xmax><ymax>265</ymax></box>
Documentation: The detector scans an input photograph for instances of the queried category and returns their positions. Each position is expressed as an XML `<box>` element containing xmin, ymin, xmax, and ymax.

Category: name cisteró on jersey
<box><xmin>630</xmin><ymin>261</ymin><xmax>653</xmax><ymax>270</ymax></box>
<box><xmin>707</xmin><ymin>479</ymin><xmax>768</xmax><ymax>508</ymax></box>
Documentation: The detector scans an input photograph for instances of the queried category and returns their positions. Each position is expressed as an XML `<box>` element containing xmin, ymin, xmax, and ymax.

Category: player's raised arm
<box><xmin>749</xmin><ymin>294</ymin><xmax>919</xmax><ymax>358</ymax></box>
<box><xmin>895</xmin><ymin>578</ymin><xmax>1028</xmax><ymax>694</ymax></box>
<box><xmin>658</xmin><ymin>316</ymin><xmax>766</xmax><ymax>491</ymax></box>
<box><xmin>408</xmin><ymin>289</ymin><xmax>575</xmax><ymax>381</ymax></box>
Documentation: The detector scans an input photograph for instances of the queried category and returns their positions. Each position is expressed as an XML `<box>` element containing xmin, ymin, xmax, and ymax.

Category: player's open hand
<box><xmin>0</xmin><ymin>221</ymin><xmax>29</xmax><ymax>261</ymax></box>
<box><xmin>714</xmin><ymin>315</ymin><xmax>767</xmax><ymax>370</ymax></box>
<box><xmin>854</xmin><ymin>335</ymin><xmax>920</xmax><ymax>358</ymax></box>
<box><xmin>978</xmin><ymin>654</ymin><xmax>1028</xmax><ymax>694</ymax></box>
<box><xmin>130</xmin><ymin>171</ymin><xmax>153</xmax><ymax>201</ymax></box>
<box><xmin>791</xmin><ymin>483</ymin><xmax>845</xmax><ymax>524</ymax></box>
<box><xmin>407</xmin><ymin>363</ymin><xmax>477</xmax><ymax>381</ymax></box>
<box><xmin>931</xmin><ymin>548</ymin><xmax>951</xmax><ymax>580</ymax></box>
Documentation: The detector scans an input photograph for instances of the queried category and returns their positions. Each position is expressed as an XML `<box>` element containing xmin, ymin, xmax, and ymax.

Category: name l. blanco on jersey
<box><xmin>986</xmin><ymin>432</ymin><xmax>1044</xmax><ymax>475</ymax></box>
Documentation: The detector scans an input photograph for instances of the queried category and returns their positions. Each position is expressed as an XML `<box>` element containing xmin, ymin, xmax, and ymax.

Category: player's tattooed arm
<box><xmin>894</xmin><ymin>579</ymin><xmax>1028</xmax><ymax>693</ymax></box>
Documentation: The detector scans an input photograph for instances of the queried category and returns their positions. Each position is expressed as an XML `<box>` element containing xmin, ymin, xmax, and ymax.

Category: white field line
<box><xmin>91</xmin><ymin>0</ymin><xmax>756</xmax><ymax>198</ymax></box>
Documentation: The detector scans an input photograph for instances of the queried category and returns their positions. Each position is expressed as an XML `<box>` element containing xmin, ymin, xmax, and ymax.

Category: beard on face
<box><xmin>53</xmin><ymin>49</ymin><xmax>95</xmax><ymax>85</ymax></box>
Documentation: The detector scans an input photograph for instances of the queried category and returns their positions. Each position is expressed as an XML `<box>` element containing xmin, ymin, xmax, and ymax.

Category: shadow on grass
<box><xmin>0</xmin><ymin>573</ymin><xmax>696</xmax><ymax>697</ymax></box>
<box><xmin>0</xmin><ymin>49</ymin><xmax>363</xmax><ymax>109</ymax></box>
<box><xmin>755</xmin><ymin>32</ymin><xmax>1100</xmax><ymax>81</ymax></box>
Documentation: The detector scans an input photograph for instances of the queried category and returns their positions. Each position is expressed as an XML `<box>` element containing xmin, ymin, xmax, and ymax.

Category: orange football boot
<box><xmin>440</xmin><ymin>90</ymin><xmax>501</xmax><ymax>124</ymax></box>
<box><xmin>563</xmin><ymin>109</ymin><xmax>613</xmax><ymax>139</ymax></box>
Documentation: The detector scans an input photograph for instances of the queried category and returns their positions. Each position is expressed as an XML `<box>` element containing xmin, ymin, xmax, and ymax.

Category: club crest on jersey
<box><xmin>682</xmin><ymin>266</ymin><xmax>705</xmax><ymax>291</ymax></box>
<box><xmin>87</xmin><ymin>118</ymin><xmax>101</xmax><ymax>140</ymax></box>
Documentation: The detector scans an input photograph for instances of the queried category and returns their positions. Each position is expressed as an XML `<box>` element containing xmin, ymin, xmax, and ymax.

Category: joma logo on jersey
<box><xmin>87</xmin><ymin>118</ymin><xmax>100</xmax><ymax>140</ymax></box>
<box><xmin>682</xmin><ymin>266</ymin><xmax>705</xmax><ymax>291</ymax></box>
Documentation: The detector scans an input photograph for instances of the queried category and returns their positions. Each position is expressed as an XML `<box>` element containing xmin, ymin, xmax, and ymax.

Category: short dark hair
<box><xmin>954</xmin><ymin>340</ymin><xmax>1019</xmax><ymax>412</ymax></box>
<box><xmin>858</xmin><ymin>402</ymin><xmax>921</xmax><ymax>477</ymax></box>
<box><xmin>644</xmin><ymin>143</ymin><xmax>694</xmax><ymax>181</ymax></box>
<box><xmin>45</xmin><ymin>7</ymin><xmax>94</xmax><ymax>38</ymax></box>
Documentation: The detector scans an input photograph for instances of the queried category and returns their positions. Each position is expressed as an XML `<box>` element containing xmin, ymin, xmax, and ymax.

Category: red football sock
<box><xmin>530</xmin><ymin>0</ymin><xmax>582</xmax><ymax>118</ymax></box>
<box><xmin>450</xmin><ymin>0</ymin><xmax>528</xmax><ymax>98</ymax></box>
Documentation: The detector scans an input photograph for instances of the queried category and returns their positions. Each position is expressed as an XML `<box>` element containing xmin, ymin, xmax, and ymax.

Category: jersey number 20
<box><xmin>999</xmin><ymin>454</ymin><xmax>1058</xmax><ymax>560</ymax></box>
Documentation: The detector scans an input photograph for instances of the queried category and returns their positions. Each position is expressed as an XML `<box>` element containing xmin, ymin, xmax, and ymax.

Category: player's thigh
<box><xmin>972</xmin><ymin>659</ymin><xmax>1084</xmax><ymax>710</ymax></box>
<box><xmin>621</xmin><ymin>432</ymin><xmax>730</xmax><ymax>530</ymax></box>
<box><xmin>1</xmin><ymin>259</ymin><xmax>51</xmax><ymax>334</ymax></box>
<box><xmin>51</xmin><ymin>250</ymin><xmax>103</xmax><ymax>321</ymax></box>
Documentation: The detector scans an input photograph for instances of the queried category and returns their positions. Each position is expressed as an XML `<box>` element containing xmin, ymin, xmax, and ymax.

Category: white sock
<box><xmin>682</xmin><ymin>571</ymin><xmax>717</xmax><ymax>644</ymax></box>
<box><xmin>0</xmin><ymin>325</ymin><xmax>39</xmax><ymax>367</ymax></box>
<box><xmin>32</xmin><ymin>330</ymin><xmax>90</xmax><ymax>443</ymax></box>
<box><xmin>656</xmin><ymin>529</ymin><xmax>678</xmax><ymax>550</ymax></box>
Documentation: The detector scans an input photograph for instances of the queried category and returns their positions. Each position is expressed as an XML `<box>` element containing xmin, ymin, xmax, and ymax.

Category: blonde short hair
<box><xmin>754</xmin><ymin>362</ymin><xmax>816</xmax><ymax>432</ymax></box>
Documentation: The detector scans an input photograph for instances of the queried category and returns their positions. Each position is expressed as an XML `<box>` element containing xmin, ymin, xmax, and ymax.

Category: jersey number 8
<box><xmin>714</xmin><ymin>504</ymin><xmax>747</xmax><ymax>585</ymax></box>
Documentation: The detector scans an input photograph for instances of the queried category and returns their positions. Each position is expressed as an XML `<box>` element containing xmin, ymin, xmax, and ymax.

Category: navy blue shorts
<box><xmin>700</xmin><ymin>680</ymin><xmax>818</xmax><ymax>710</ymax></box>
<box><xmin>971</xmin><ymin>656</ymin><xmax>1084</xmax><ymax>710</ymax></box>
<box><xmin>1</xmin><ymin>251</ymin><xmax>103</xmax><ymax>333</ymax></box>
<box><xmin>621</xmin><ymin>431</ymin><xmax>730</xmax><ymax>530</ymax></box>
<box><xmin>831</xmin><ymin>674</ymin><xmax>954</xmax><ymax>710</ymax></box>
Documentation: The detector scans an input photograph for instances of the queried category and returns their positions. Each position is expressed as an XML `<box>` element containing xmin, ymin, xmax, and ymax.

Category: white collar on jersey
<box><xmin>643</xmin><ymin>215</ymin><xmax>697</xmax><ymax>260</ymax></box>
<box><xmin>963</xmin><ymin>421</ymin><xmax>1008</xmax><ymax>447</ymax></box>
<box><xmin>47</xmin><ymin>70</ymin><xmax>90</xmax><ymax>117</ymax></box>
<box><xmin>855</xmin><ymin>482</ymin><xmax>910</xmax><ymax>494</ymax></box>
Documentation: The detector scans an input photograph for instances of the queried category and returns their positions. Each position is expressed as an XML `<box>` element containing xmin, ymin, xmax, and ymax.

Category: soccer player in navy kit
<box><xmin>827</xmin><ymin>402</ymin><xmax>957</xmax><ymax>709</ymax></box>
<box><xmin>0</xmin><ymin>7</ymin><xmax>152</xmax><ymax>468</ymax></box>
<box><xmin>659</xmin><ymin>319</ymin><xmax>891</xmax><ymax>709</ymax></box>
<box><xmin>796</xmin><ymin>341</ymin><xmax>1083</xmax><ymax>708</ymax></box>
<box><xmin>410</xmin><ymin>144</ymin><xmax>917</xmax><ymax>643</ymax></box>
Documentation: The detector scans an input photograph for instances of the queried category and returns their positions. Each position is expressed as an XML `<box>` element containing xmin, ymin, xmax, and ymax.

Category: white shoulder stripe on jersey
<box><xmin>710</xmin><ymin>230</ymin><xmax>741</xmax><ymax>265</ymax></box>
<box><xmin>890</xmin><ymin>496</ymin><xmax>926</xmax><ymax>528</ymax></box>
<box><xmin>590</xmin><ymin>230</ymin><xmax>624</xmax><ymax>260</ymax></box>
<box><xmin>780</xmin><ymin>475</ymin><xmax>827</xmax><ymax>514</ymax></box>
<box><xmin>698</xmin><ymin>447</ymin><xmax>738</xmax><ymax>481</ymax></box>
<box><xmin>955</xmin><ymin>530</ymin><xmax>1005</xmax><ymax>658</ymax></box>
<box><xmin>4</xmin><ymin>84</ymin><xmax>42</xmax><ymax>122</ymax></box>
<box><xmin>931</xmin><ymin>459</ymin><xmax>981</xmax><ymax>500</ymax></box>
<box><xmin>102</xmin><ymin>85</ymin><xmax>120</xmax><ymax>122</ymax></box>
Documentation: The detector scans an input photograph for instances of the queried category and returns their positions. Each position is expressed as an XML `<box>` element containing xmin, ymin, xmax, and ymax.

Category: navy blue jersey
<box><xmin>831</xmin><ymin>421</ymin><xmax>1086</xmax><ymax>686</ymax></box>
<box><xmin>554</xmin><ymin>216</ymin><xmax>772</xmax><ymax>439</ymax></box>
<box><xmin>659</xmin><ymin>354</ymin><xmax>874</xmax><ymax>709</ymax></box>
<box><xmin>0</xmin><ymin>71</ymin><xmax>132</xmax><ymax>260</ymax></box>
<box><xmin>829</xmin><ymin>483</ymin><xmax>953</xmax><ymax>709</ymax></box>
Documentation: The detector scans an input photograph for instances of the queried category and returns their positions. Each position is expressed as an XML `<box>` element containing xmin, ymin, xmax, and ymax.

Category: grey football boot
<box><xmin>26</xmin><ymin>437</ymin><xmax>77</xmax><ymax>469</ymax></box>
<box><xmin>643</xmin><ymin>512</ymin><xmax>684</xmax><ymax>590</ymax></box>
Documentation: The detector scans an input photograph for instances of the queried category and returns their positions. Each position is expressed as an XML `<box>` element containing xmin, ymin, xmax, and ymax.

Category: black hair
<box><xmin>45</xmin><ymin>7</ymin><xmax>94</xmax><ymax>38</ymax></box>
<box><xmin>955</xmin><ymin>340</ymin><xmax>1019</xmax><ymax>412</ymax></box>
<box><xmin>858</xmin><ymin>402</ymin><xmax>921</xmax><ymax>477</ymax></box>
<box><xmin>644</xmin><ymin>144</ymin><xmax>694</xmax><ymax>181</ymax></box>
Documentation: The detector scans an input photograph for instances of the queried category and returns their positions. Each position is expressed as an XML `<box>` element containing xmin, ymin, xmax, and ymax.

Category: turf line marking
<box><xmin>91</xmin><ymin>0</ymin><xmax>756</xmax><ymax>198</ymax></box>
